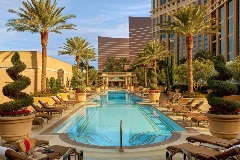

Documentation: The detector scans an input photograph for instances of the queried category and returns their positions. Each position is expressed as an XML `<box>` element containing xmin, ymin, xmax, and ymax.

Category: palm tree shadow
<box><xmin>2</xmin><ymin>51</ymin><xmax>15</xmax><ymax>62</ymax></box>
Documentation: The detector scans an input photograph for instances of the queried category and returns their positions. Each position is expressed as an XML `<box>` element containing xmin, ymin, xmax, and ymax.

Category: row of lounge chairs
<box><xmin>2</xmin><ymin>138</ymin><xmax>83</xmax><ymax>160</ymax></box>
<box><xmin>166</xmin><ymin>134</ymin><xmax>240</xmax><ymax>160</ymax></box>
<box><xmin>31</xmin><ymin>94</ymin><xmax>79</xmax><ymax>128</ymax></box>
<box><xmin>156</xmin><ymin>94</ymin><xmax>208</xmax><ymax>127</ymax></box>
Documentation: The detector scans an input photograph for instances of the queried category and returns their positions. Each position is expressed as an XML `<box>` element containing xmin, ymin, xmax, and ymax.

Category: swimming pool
<box><xmin>54</xmin><ymin>91</ymin><xmax>184</xmax><ymax>146</ymax></box>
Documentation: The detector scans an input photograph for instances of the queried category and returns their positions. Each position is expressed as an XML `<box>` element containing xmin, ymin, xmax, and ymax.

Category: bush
<box><xmin>0</xmin><ymin>52</ymin><xmax>33</xmax><ymax>116</ymax></box>
<box><xmin>207</xmin><ymin>55</ymin><xmax>240</xmax><ymax>115</ymax></box>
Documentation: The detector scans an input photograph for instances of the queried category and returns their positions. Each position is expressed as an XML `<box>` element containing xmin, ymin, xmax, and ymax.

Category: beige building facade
<box><xmin>0</xmin><ymin>51</ymin><xmax>73</xmax><ymax>103</ymax></box>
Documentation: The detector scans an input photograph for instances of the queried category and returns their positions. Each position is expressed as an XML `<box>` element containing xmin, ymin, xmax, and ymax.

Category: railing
<box><xmin>62</xmin><ymin>148</ymin><xmax>83</xmax><ymax>160</ymax></box>
<box><xmin>119</xmin><ymin>120</ymin><xmax>124</xmax><ymax>152</ymax></box>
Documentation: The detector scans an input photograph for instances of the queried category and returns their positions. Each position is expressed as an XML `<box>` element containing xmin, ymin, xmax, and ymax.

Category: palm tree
<box><xmin>143</xmin><ymin>40</ymin><xmax>169</xmax><ymax>73</ymax></box>
<box><xmin>119</xmin><ymin>57</ymin><xmax>130</xmax><ymax>71</ymax></box>
<box><xmin>134</xmin><ymin>49</ymin><xmax>151</xmax><ymax>87</ymax></box>
<box><xmin>81</xmin><ymin>48</ymin><xmax>96</xmax><ymax>85</ymax></box>
<box><xmin>159</xmin><ymin>4</ymin><xmax>218</xmax><ymax>92</ymax></box>
<box><xmin>194</xmin><ymin>49</ymin><xmax>216</xmax><ymax>62</ymax></box>
<box><xmin>102</xmin><ymin>56</ymin><xmax>119</xmax><ymax>72</ymax></box>
<box><xmin>6</xmin><ymin>0</ymin><xmax>76</xmax><ymax>91</ymax></box>
<box><xmin>59</xmin><ymin>37</ymin><xmax>91</xmax><ymax>81</ymax></box>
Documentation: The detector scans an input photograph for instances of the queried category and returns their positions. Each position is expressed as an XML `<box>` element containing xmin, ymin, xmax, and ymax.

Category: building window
<box><xmin>198</xmin><ymin>34</ymin><xmax>202</xmax><ymax>51</ymax></box>
<box><xmin>204</xmin><ymin>35</ymin><xmax>208</xmax><ymax>50</ymax></box>
<box><xmin>193</xmin><ymin>36</ymin><xmax>196</xmax><ymax>55</ymax></box>
<box><xmin>228</xmin><ymin>0</ymin><xmax>234</xmax><ymax>60</ymax></box>
<box><xmin>182</xmin><ymin>36</ymin><xmax>186</xmax><ymax>57</ymax></box>
<box><xmin>220</xmin><ymin>6</ymin><xmax>225</xmax><ymax>55</ymax></box>
<box><xmin>161</xmin><ymin>0</ymin><xmax>166</xmax><ymax>5</ymax></box>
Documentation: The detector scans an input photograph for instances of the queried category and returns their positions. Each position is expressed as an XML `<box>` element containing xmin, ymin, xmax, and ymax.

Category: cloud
<box><xmin>75</xmin><ymin>22</ymin><xmax>129</xmax><ymax>38</ymax></box>
<box><xmin>79</xmin><ymin>15</ymin><xmax>114</xmax><ymax>24</ymax></box>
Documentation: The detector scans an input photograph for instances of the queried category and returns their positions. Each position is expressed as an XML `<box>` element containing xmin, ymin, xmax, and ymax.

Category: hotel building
<box><xmin>98</xmin><ymin>37</ymin><xmax>129</xmax><ymax>71</ymax></box>
<box><xmin>129</xmin><ymin>17</ymin><xmax>152</xmax><ymax>61</ymax></box>
<box><xmin>98</xmin><ymin>17</ymin><xmax>152</xmax><ymax>72</ymax></box>
<box><xmin>151</xmin><ymin>0</ymin><xmax>240</xmax><ymax>63</ymax></box>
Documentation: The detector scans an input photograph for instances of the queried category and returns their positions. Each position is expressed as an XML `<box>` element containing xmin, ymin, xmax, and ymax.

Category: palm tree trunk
<box><xmin>153</xmin><ymin>59</ymin><xmax>157</xmax><ymax>74</ymax></box>
<box><xmin>144</xmin><ymin>64</ymin><xmax>147</xmax><ymax>87</ymax></box>
<box><xmin>76</xmin><ymin>55</ymin><xmax>80</xmax><ymax>83</ymax></box>
<box><xmin>86</xmin><ymin>60</ymin><xmax>89</xmax><ymax>85</ymax></box>
<box><xmin>40</xmin><ymin>31</ymin><xmax>48</xmax><ymax>91</ymax></box>
<box><xmin>186</xmin><ymin>34</ymin><xmax>194</xmax><ymax>92</ymax></box>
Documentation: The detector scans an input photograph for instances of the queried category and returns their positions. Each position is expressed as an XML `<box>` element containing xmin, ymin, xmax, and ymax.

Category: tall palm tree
<box><xmin>143</xmin><ymin>40</ymin><xmax>169</xmax><ymax>73</ymax></box>
<box><xmin>102</xmin><ymin>56</ymin><xmax>119</xmax><ymax>72</ymax></box>
<box><xmin>119</xmin><ymin>57</ymin><xmax>130</xmax><ymax>71</ymax></box>
<box><xmin>134</xmin><ymin>49</ymin><xmax>151</xmax><ymax>87</ymax></box>
<box><xmin>59</xmin><ymin>37</ymin><xmax>91</xmax><ymax>81</ymax></box>
<box><xmin>6</xmin><ymin>0</ymin><xmax>76</xmax><ymax>91</ymax></box>
<box><xmin>159</xmin><ymin>4</ymin><xmax>218</xmax><ymax>92</ymax></box>
<box><xmin>81</xmin><ymin>48</ymin><xmax>96</xmax><ymax>85</ymax></box>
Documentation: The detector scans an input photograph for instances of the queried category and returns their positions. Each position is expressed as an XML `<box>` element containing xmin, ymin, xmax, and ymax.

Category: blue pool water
<box><xmin>54</xmin><ymin>91</ymin><xmax>184</xmax><ymax>146</ymax></box>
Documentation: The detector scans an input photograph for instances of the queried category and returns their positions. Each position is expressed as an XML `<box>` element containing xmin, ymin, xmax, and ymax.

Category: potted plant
<box><xmin>148</xmin><ymin>70</ymin><xmax>160</xmax><ymax>102</ymax></box>
<box><xmin>206</xmin><ymin>55</ymin><xmax>240</xmax><ymax>139</ymax></box>
<box><xmin>133</xmin><ymin>76</ymin><xmax>139</xmax><ymax>93</ymax></box>
<box><xmin>75</xmin><ymin>72</ymin><xmax>87</xmax><ymax>102</ymax></box>
<box><xmin>0</xmin><ymin>52</ymin><xmax>34</xmax><ymax>143</ymax></box>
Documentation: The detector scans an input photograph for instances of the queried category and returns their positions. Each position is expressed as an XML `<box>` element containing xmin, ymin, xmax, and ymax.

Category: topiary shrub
<box><xmin>207</xmin><ymin>55</ymin><xmax>240</xmax><ymax>115</ymax></box>
<box><xmin>149</xmin><ymin>70</ymin><xmax>159</xmax><ymax>91</ymax></box>
<box><xmin>0</xmin><ymin>52</ymin><xmax>33</xmax><ymax>116</ymax></box>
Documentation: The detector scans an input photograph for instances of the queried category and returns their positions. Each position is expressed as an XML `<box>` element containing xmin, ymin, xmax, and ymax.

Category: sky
<box><xmin>0</xmin><ymin>0</ymin><xmax>151</xmax><ymax>69</ymax></box>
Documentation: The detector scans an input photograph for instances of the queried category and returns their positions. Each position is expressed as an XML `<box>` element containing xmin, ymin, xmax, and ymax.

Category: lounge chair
<box><xmin>31</xmin><ymin>103</ymin><xmax>63</xmax><ymax>117</ymax></box>
<box><xmin>166</xmin><ymin>142</ymin><xmax>240</xmax><ymax>160</ymax></box>
<box><xmin>32</xmin><ymin>117</ymin><xmax>44</xmax><ymax>128</ymax></box>
<box><xmin>52</xmin><ymin>96</ymin><xmax>74</xmax><ymax>108</ymax></box>
<box><xmin>34</xmin><ymin>113</ymin><xmax>53</xmax><ymax>123</ymax></box>
<box><xmin>167</xmin><ymin>98</ymin><xmax>194</xmax><ymax>111</ymax></box>
<box><xmin>182</xmin><ymin>112</ymin><xmax>206</xmax><ymax>121</ymax></box>
<box><xmin>5</xmin><ymin>147</ymin><xmax>83</xmax><ymax>160</ymax></box>
<box><xmin>186</xmin><ymin>134</ymin><xmax>240</xmax><ymax>149</ymax></box>
<box><xmin>56</xmin><ymin>94</ymin><xmax>78</xmax><ymax>107</ymax></box>
<box><xmin>156</xmin><ymin>94</ymin><xmax>177</xmax><ymax>107</ymax></box>
<box><xmin>5</xmin><ymin>138</ymin><xmax>49</xmax><ymax>152</ymax></box>
<box><xmin>191</xmin><ymin>115</ymin><xmax>208</xmax><ymax>127</ymax></box>
<box><xmin>172</xmin><ymin>100</ymin><xmax>204</xmax><ymax>114</ymax></box>
<box><xmin>38</xmin><ymin>100</ymin><xmax>66</xmax><ymax>111</ymax></box>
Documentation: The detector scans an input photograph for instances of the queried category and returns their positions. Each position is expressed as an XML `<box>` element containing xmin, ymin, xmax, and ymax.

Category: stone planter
<box><xmin>207</xmin><ymin>113</ymin><xmax>240</xmax><ymax>139</ymax></box>
<box><xmin>134</xmin><ymin>86</ymin><xmax>139</xmax><ymax>93</ymax></box>
<box><xmin>75</xmin><ymin>92</ymin><xmax>87</xmax><ymax>102</ymax></box>
<box><xmin>0</xmin><ymin>114</ymin><xmax>34</xmax><ymax>143</ymax></box>
<box><xmin>148</xmin><ymin>92</ymin><xmax>160</xmax><ymax>102</ymax></box>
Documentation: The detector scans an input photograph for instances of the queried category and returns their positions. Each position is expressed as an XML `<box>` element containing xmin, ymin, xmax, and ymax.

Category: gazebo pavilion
<box><xmin>98</xmin><ymin>72</ymin><xmax>134</xmax><ymax>87</ymax></box>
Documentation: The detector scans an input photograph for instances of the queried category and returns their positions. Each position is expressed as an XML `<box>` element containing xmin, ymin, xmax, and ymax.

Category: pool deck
<box><xmin>0</xmin><ymin>91</ymin><xmax>232</xmax><ymax>160</ymax></box>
